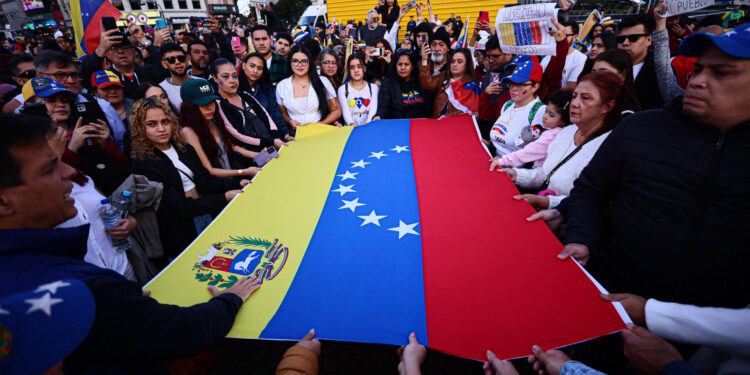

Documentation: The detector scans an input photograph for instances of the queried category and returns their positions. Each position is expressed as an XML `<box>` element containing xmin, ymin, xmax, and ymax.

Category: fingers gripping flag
<box><xmin>145</xmin><ymin>116</ymin><xmax>629</xmax><ymax>361</ymax></box>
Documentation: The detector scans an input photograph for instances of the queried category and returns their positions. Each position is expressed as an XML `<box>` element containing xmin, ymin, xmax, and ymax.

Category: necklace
<box><xmin>292</xmin><ymin>78</ymin><xmax>309</xmax><ymax>89</ymax></box>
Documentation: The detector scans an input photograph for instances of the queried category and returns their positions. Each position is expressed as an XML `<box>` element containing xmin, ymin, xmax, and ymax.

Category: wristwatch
<box><xmin>140</xmin><ymin>39</ymin><xmax>152</xmax><ymax>47</ymax></box>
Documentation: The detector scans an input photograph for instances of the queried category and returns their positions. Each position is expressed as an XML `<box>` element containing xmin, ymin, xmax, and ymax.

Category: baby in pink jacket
<box><xmin>490</xmin><ymin>90</ymin><xmax>573</xmax><ymax>169</ymax></box>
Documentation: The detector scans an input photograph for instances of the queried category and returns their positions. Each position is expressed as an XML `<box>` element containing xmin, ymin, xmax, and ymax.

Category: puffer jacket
<box><xmin>565</xmin><ymin>97</ymin><xmax>750</xmax><ymax>309</ymax></box>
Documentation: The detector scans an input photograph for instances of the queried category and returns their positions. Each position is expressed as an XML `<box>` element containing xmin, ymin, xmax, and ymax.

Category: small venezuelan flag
<box><xmin>146</xmin><ymin>116</ymin><xmax>628</xmax><ymax>362</ymax></box>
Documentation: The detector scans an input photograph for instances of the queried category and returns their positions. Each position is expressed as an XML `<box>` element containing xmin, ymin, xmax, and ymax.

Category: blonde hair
<box><xmin>129</xmin><ymin>98</ymin><xmax>184</xmax><ymax>160</ymax></box>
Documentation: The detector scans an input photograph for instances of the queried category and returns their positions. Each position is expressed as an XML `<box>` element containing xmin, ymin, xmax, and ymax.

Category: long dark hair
<box><xmin>371</xmin><ymin>38</ymin><xmax>393</xmax><ymax>81</ymax></box>
<box><xmin>238</xmin><ymin>52</ymin><xmax>271</xmax><ymax>92</ymax></box>
<box><xmin>179</xmin><ymin>100</ymin><xmax>234</xmax><ymax>168</ymax></box>
<box><xmin>287</xmin><ymin>45</ymin><xmax>331</xmax><ymax>120</ymax></box>
<box><xmin>388</xmin><ymin>49</ymin><xmax>418</xmax><ymax>82</ymax></box>
<box><xmin>449</xmin><ymin>48</ymin><xmax>475</xmax><ymax>81</ymax></box>
<box><xmin>545</xmin><ymin>89</ymin><xmax>573</xmax><ymax>126</ymax></box>
<box><xmin>346</xmin><ymin>52</ymin><xmax>367</xmax><ymax>79</ymax></box>
<box><xmin>579</xmin><ymin>32</ymin><xmax>618</xmax><ymax>80</ymax></box>
<box><xmin>577</xmin><ymin>71</ymin><xmax>628</xmax><ymax>135</ymax></box>
<box><xmin>594</xmin><ymin>48</ymin><xmax>640</xmax><ymax>110</ymax></box>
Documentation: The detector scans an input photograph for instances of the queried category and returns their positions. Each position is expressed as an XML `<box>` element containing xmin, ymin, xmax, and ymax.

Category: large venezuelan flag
<box><xmin>146</xmin><ymin>116</ymin><xmax>628</xmax><ymax>361</ymax></box>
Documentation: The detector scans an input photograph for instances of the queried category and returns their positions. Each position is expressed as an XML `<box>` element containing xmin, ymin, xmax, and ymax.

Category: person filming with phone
<box><xmin>20</xmin><ymin>77</ymin><xmax>130</xmax><ymax>195</ymax></box>
<box><xmin>80</xmin><ymin>19</ymin><xmax>162</xmax><ymax>100</ymax></box>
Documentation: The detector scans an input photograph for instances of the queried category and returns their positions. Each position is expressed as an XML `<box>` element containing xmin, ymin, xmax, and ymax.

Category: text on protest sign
<box><xmin>663</xmin><ymin>0</ymin><xmax>715</xmax><ymax>17</ymax></box>
<box><xmin>495</xmin><ymin>3</ymin><xmax>559</xmax><ymax>56</ymax></box>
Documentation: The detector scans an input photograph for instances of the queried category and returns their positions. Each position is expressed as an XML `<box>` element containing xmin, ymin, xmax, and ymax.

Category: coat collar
<box><xmin>0</xmin><ymin>225</ymin><xmax>90</xmax><ymax>260</ymax></box>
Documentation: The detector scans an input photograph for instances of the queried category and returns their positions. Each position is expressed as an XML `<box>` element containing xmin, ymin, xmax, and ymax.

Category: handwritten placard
<box><xmin>495</xmin><ymin>4</ymin><xmax>560</xmax><ymax>56</ymax></box>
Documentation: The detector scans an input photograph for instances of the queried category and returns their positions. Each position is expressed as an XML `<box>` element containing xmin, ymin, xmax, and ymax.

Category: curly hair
<box><xmin>129</xmin><ymin>98</ymin><xmax>184</xmax><ymax>160</ymax></box>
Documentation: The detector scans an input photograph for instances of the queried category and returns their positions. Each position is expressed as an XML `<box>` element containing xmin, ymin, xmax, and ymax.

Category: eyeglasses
<box><xmin>109</xmin><ymin>45</ymin><xmax>134</xmax><ymax>52</ymax></box>
<box><xmin>508</xmin><ymin>82</ymin><xmax>533</xmax><ymax>89</ymax></box>
<box><xmin>320</xmin><ymin>61</ymin><xmax>337</xmax><ymax>66</ymax></box>
<box><xmin>616</xmin><ymin>33</ymin><xmax>648</xmax><ymax>44</ymax></box>
<box><xmin>163</xmin><ymin>55</ymin><xmax>187</xmax><ymax>64</ymax></box>
<box><xmin>291</xmin><ymin>59</ymin><xmax>309</xmax><ymax>66</ymax></box>
<box><xmin>16</xmin><ymin>70</ymin><xmax>36</xmax><ymax>78</ymax></box>
<box><xmin>40</xmin><ymin>71</ymin><xmax>80</xmax><ymax>81</ymax></box>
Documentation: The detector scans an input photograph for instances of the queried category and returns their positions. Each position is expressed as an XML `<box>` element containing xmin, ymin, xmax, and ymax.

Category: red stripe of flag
<box><xmin>410</xmin><ymin>115</ymin><xmax>625</xmax><ymax>361</ymax></box>
<box><xmin>530</xmin><ymin>21</ymin><xmax>540</xmax><ymax>44</ymax></box>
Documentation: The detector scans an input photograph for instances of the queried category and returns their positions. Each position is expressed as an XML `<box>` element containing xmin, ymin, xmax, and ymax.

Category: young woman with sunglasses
<box><xmin>211</xmin><ymin>59</ymin><xmax>286</xmax><ymax>154</ymax></box>
<box><xmin>238</xmin><ymin>52</ymin><xmax>293</xmax><ymax>141</ymax></box>
<box><xmin>276</xmin><ymin>45</ymin><xmax>341</xmax><ymax>129</ymax></box>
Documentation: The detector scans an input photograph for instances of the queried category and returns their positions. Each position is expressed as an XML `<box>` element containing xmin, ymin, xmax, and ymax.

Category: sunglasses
<box><xmin>616</xmin><ymin>33</ymin><xmax>648</xmax><ymax>44</ymax></box>
<box><xmin>41</xmin><ymin>71</ymin><xmax>80</xmax><ymax>81</ymax></box>
<box><xmin>16</xmin><ymin>70</ymin><xmax>36</xmax><ymax>79</ymax></box>
<box><xmin>163</xmin><ymin>55</ymin><xmax>187</xmax><ymax>64</ymax></box>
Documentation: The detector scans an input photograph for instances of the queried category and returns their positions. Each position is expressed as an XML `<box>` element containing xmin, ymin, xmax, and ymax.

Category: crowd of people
<box><xmin>0</xmin><ymin>0</ymin><xmax>749</xmax><ymax>373</ymax></box>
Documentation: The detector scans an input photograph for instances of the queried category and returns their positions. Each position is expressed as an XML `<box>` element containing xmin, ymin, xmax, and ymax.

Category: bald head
<box><xmin>698</xmin><ymin>25</ymin><xmax>724</xmax><ymax>35</ymax></box>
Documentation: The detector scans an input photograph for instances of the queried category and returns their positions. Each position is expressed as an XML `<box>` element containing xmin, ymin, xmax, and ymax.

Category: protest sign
<box><xmin>495</xmin><ymin>3</ymin><xmax>559</xmax><ymax>56</ymax></box>
<box><xmin>663</xmin><ymin>0</ymin><xmax>715</xmax><ymax>17</ymax></box>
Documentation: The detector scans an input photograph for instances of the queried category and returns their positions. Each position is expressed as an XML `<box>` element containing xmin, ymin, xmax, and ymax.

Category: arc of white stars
<box><xmin>351</xmin><ymin>159</ymin><xmax>371</xmax><ymax>168</ymax></box>
<box><xmin>369</xmin><ymin>151</ymin><xmax>388</xmax><ymax>160</ymax></box>
<box><xmin>388</xmin><ymin>220</ymin><xmax>420</xmax><ymax>239</ymax></box>
<box><xmin>358</xmin><ymin>210</ymin><xmax>387</xmax><ymax>227</ymax></box>
<box><xmin>337</xmin><ymin>170</ymin><xmax>358</xmax><ymax>181</ymax></box>
<box><xmin>332</xmin><ymin>184</ymin><xmax>356</xmax><ymax>196</ymax></box>
<box><xmin>339</xmin><ymin>197</ymin><xmax>366</xmax><ymax>212</ymax></box>
<box><xmin>391</xmin><ymin>145</ymin><xmax>409</xmax><ymax>153</ymax></box>
<box><xmin>26</xmin><ymin>293</ymin><xmax>63</xmax><ymax>316</ymax></box>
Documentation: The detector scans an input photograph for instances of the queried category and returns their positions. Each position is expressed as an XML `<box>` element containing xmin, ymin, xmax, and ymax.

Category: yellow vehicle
<box><xmin>327</xmin><ymin>0</ymin><xmax>515</xmax><ymax>41</ymax></box>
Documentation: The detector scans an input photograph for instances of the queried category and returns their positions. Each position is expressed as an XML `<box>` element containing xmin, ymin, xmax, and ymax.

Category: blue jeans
<box><xmin>193</xmin><ymin>214</ymin><xmax>213</xmax><ymax>235</ymax></box>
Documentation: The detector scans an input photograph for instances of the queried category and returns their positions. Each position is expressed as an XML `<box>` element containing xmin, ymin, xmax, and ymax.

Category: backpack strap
<box><xmin>528</xmin><ymin>101</ymin><xmax>544</xmax><ymax>125</ymax></box>
<box><xmin>503</xmin><ymin>100</ymin><xmax>514</xmax><ymax>112</ymax></box>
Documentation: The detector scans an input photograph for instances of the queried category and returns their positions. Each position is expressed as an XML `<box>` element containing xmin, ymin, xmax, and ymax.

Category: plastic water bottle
<box><xmin>114</xmin><ymin>190</ymin><xmax>132</xmax><ymax>219</ymax></box>
<box><xmin>99</xmin><ymin>199</ymin><xmax>131</xmax><ymax>252</ymax></box>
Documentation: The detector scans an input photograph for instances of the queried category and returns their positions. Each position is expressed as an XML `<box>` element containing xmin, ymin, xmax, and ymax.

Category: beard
<box><xmin>169</xmin><ymin>67</ymin><xmax>187</xmax><ymax>77</ymax></box>
<box><xmin>431</xmin><ymin>52</ymin><xmax>444</xmax><ymax>64</ymax></box>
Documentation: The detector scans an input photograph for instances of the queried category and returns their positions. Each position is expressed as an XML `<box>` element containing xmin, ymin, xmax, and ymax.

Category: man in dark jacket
<box><xmin>80</xmin><ymin>24</ymin><xmax>163</xmax><ymax>100</ymax></box>
<box><xmin>617</xmin><ymin>14</ymin><xmax>664</xmax><ymax>110</ymax></box>
<box><xmin>560</xmin><ymin>26</ymin><xmax>750</xmax><ymax>309</ymax></box>
<box><xmin>0</xmin><ymin>114</ymin><xmax>261</xmax><ymax>373</ymax></box>
<box><xmin>358</xmin><ymin>9</ymin><xmax>387</xmax><ymax>46</ymax></box>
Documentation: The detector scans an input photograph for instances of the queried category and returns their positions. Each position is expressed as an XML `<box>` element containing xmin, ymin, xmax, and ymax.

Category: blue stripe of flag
<box><xmin>261</xmin><ymin>121</ymin><xmax>428</xmax><ymax>346</ymax></box>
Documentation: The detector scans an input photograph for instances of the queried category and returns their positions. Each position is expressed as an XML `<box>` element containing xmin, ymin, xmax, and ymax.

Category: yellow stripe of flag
<box><xmin>145</xmin><ymin>124</ymin><xmax>353</xmax><ymax>338</ymax></box>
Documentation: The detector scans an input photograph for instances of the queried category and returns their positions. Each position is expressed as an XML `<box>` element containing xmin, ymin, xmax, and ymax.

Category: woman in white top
<box><xmin>489</xmin><ymin>58</ymin><xmax>547</xmax><ymax>157</ymax></box>
<box><xmin>276</xmin><ymin>45</ymin><xmax>342</xmax><ymax>130</ymax></box>
<box><xmin>337</xmin><ymin>53</ymin><xmax>379</xmax><ymax>126</ymax></box>
<box><xmin>499</xmin><ymin>71</ymin><xmax>627</xmax><ymax>209</ymax></box>
<box><xmin>129</xmin><ymin>98</ymin><xmax>249</xmax><ymax>260</ymax></box>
